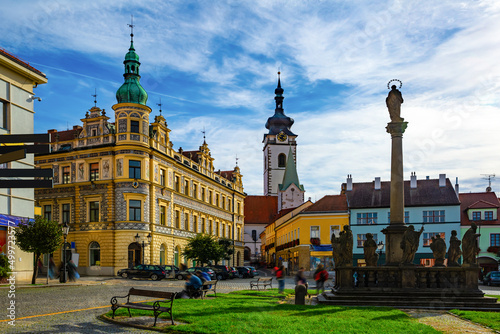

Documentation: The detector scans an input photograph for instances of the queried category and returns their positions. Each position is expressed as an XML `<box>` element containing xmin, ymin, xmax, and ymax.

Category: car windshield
<box><xmin>491</xmin><ymin>272</ymin><xmax>500</xmax><ymax>277</ymax></box>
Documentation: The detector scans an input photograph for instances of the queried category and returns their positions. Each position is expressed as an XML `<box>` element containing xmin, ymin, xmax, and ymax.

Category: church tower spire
<box><xmin>278</xmin><ymin>146</ymin><xmax>305</xmax><ymax>211</ymax></box>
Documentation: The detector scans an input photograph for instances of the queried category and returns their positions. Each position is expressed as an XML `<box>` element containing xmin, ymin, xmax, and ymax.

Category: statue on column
<box><xmin>386</xmin><ymin>85</ymin><xmax>404</xmax><ymax>122</ymax></box>
<box><xmin>339</xmin><ymin>225</ymin><xmax>353</xmax><ymax>266</ymax></box>
<box><xmin>363</xmin><ymin>233</ymin><xmax>379</xmax><ymax>266</ymax></box>
<box><xmin>462</xmin><ymin>222</ymin><xmax>481</xmax><ymax>266</ymax></box>
<box><xmin>447</xmin><ymin>230</ymin><xmax>462</xmax><ymax>267</ymax></box>
<box><xmin>400</xmin><ymin>225</ymin><xmax>424</xmax><ymax>264</ymax></box>
<box><xmin>430</xmin><ymin>234</ymin><xmax>446</xmax><ymax>266</ymax></box>
<box><xmin>331</xmin><ymin>232</ymin><xmax>341</xmax><ymax>267</ymax></box>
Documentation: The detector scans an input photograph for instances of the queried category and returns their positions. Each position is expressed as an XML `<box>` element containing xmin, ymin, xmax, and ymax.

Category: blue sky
<box><xmin>1</xmin><ymin>0</ymin><xmax>500</xmax><ymax>200</ymax></box>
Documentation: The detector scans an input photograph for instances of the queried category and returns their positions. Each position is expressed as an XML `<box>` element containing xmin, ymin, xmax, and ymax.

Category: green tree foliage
<box><xmin>15</xmin><ymin>216</ymin><xmax>63</xmax><ymax>284</ymax></box>
<box><xmin>0</xmin><ymin>254</ymin><xmax>11</xmax><ymax>281</ymax></box>
<box><xmin>182</xmin><ymin>234</ymin><xmax>221</xmax><ymax>266</ymax></box>
<box><xmin>217</xmin><ymin>238</ymin><xmax>234</xmax><ymax>263</ymax></box>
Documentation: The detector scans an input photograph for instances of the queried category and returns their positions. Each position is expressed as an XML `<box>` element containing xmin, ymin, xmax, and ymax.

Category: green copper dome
<box><xmin>116</xmin><ymin>41</ymin><xmax>148</xmax><ymax>105</ymax></box>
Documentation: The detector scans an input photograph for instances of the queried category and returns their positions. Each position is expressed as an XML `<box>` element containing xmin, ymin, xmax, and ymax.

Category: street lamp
<box><xmin>377</xmin><ymin>241</ymin><xmax>385</xmax><ymax>265</ymax></box>
<box><xmin>61</xmin><ymin>222</ymin><xmax>70</xmax><ymax>283</ymax></box>
<box><xmin>135</xmin><ymin>233</ymin><xmax>152</xmax><ymax>265</ymax></box>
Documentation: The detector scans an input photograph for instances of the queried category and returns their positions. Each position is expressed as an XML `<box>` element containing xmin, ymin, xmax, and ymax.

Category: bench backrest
<box><xmin>128</xmin><ymin>288</ymin><xmax>175</xmax><ymax>299</ymax></box>
<box><xmin>259</xmin><ymin>277</ymin><xmax>272</xmax><ymax>282</ymax></box>
<box><xmin>202</xmin><ymin>280</ymin><xmax>217</xmax><ymax>286</ymax></box>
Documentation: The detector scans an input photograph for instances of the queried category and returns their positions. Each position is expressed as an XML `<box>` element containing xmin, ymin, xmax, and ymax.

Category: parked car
<box><xmin>229</xmin><ymin>267</ymin><xmax>239</xmax><ymax>279</ymax></box>
<box><xmin>483</xmin><ymin>271</ymin><xmax>500</xmax><ymax>286</ymax></box>
<box><xmin>159</xmin><ymin>265</ymin><xmax>180</xmax><ymax>277</ymax></box>
<box><xmin>176</xmin><ymin>267</ymin><xmax>216</xmax><ymax>280</ymax></box>
<box><xmin>208</xmin><ymin>265</ymin><xmax>231</xmax><ymax>280</ymax></box>
<box><xmin>236</xmin><ymin>266</ymin><xmax>254</xmax><ymax>278</ymax></box>
<box><xmin>246</xmin><ymin>266</ymin><xmax>259</xmax><ymax>276</ymax></box>
<box><xmin>117</xmin><ymin>265</ymin><xmax>166</xmax><ymax>281</ymax></box>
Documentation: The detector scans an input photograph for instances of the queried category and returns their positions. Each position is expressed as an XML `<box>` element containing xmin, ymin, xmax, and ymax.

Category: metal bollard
<box><xmin>295</xmin><ymin>284</ymin><xmax>307</xmax><ymax>305</ymax></box>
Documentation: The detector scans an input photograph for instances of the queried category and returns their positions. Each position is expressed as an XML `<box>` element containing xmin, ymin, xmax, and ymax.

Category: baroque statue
<box><xmin>331</xmin><ymin>232</ymin><xmax>341</xmax><ymax>267</ymax></box>
<box><xmin>462</xmin><ymin>222</ymin><xmax>481</xmax><ymax>266</ymax></box>
<box><xmin>429</xmin><ymin>234</ymin><xmax>446</xmax><ymax>267</ymax></box>
<box><xmin>386</xmin><ymin>85</ymin><xmax>404</xmax><ymax>122</ymax></box>
<box><xmin>363</xmin><ymin>233</ymin><xmax>379</xmax><ymax>266</ymax></box>
<box><xmin>447</xmin><ymin>230</ymin><xmax>462</xmax><ymax>267</ymax></box>
<box><xmin>338</xmin><ymin>225</ymin><xmax>353</xmax><ymax>267</ymax></box>
<box><xmin>400</xmin><ymin>225</ymin><xmax>424</xmax><ymax>264</ymax></box>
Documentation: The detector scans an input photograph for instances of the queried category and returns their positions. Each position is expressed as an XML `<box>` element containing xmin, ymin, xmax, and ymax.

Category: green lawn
<box><xmin>448</xmin><ymin>295</ymin><xmax>500</xmax><ymax>332</ymax></box>
<box><xmin>105</xmin><ymin>289</ymin><xmax>438</xmax><ymax>333</ymax></box>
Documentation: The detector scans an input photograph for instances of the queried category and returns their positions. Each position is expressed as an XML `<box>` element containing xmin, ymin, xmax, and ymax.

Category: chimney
<box><xmin>455</xmin><ymin>177</ymin><xmax>459</xmax><ymax>196</ymax></box>
<box><xmin>410</xmin><ymin>172</ymin><xmax>417</xmax><ymax>189</ymax></box>
<box><xmin>346</xmin><ymin>174</ymin><xmax>352</xmax><ymax>191</ymax></box>
<box><xmin>374</xmin><ymin>177</ymin><xmax>381</xmax><ymax>190</ymax></box>
<box><xmin>439</xmin><ymin>174</ymin><xmax>446</xmax><ymax>187</ymax></box>
<box><xmin>426</xmin><ymin>176</ymin><xmax>430</xmax><ymax>180</ymax></box>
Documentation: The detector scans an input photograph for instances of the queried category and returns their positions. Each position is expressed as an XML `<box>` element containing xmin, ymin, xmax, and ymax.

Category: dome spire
<box><xmin>265</xmin><ymin>71</ymin><xmax>295</xmax><ymax>136</ymax></box>
<box><xmin>274</xmin><ymin>71</ymin><xmax>284</xmax><ymax>113</ymax></box>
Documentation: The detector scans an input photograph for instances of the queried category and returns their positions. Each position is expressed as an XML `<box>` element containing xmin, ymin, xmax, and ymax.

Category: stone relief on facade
<box><xmin>102</xmin><ymin>159</ymin><xmax>110</xmax><ymax>179</ymax></box>
<box><xmin>154</xmin><ymin>164</ymin><xmax>159</xmax><ymax>182</ymax></box>
<box><xmin>78</xmin><ymin>162</ymin><xmax>85</xmax><ymax>181</ymax></box>
<box><xmin>145</xmin><ymin>159</ymin><xmax>149</xmax><ymax>180</ymax></box>
<box><xmin>168</xmin><ymin>170</ymin><xmax>173</xmax><ymax>187</ymax></box>
<box><xmin>53</xmin><ymin>165</ymin><xmax>59</xmax><ymax>184</ymax></box>
<box><xmin>117</xmin><ymin>159</ymin><xmax>123</xmax><ymax>177</ymax></box>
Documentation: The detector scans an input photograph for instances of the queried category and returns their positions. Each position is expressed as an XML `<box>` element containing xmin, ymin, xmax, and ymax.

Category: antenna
<box><xmin>481</xmin><ymin>174</ymin><xmax>495</xmax><ymax>191</ymax></box>
<box><xmin>92</xmin><ymin>88</ymin><xmax>97</xmax><ymax>107</ymax></box>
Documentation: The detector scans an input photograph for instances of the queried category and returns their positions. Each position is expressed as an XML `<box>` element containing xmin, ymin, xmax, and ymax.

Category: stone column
<box><xmin>382</xmin><ymin>121</ymin><xmax>408</xmax><ymax>265</ymax></box>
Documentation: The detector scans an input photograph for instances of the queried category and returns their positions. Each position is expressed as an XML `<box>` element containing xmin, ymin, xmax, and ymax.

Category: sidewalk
<box><xmin>0</xmin><ymin>275</ymin><xmax>114</xmax><ymax>289</ymax></box>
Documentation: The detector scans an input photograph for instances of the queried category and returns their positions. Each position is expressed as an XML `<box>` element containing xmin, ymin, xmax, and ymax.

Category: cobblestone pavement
<box><xmin>0</xmin><ymin>275</ymin><xmax>296</xmax><ymax>334</ymax></box>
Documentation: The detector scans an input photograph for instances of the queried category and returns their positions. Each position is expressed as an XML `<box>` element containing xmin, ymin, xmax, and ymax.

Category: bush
<box><xmin>0</xmin><ymin>254</ymin><xmax>12</xmax><ymax>281</ymax></box>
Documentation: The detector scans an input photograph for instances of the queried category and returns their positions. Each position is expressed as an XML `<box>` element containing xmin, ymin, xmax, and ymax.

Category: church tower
<box><xmin>263</xmin><ymin>72</ymin><xmax>298</xmax><ymax>196</ymax></box>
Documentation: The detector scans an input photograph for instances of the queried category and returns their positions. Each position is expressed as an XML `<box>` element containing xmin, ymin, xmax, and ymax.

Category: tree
<box><xmin>216</xmin><ymin>238</ymin><xmax>234</xmax><ymax>264</ymax></box>
<box><xmin>15</xmin><ymin>216</ymin><xmax>63</xmax><ymax>284</ymax></box>
<box><xmin>0</xmin><ymin>254</ymin><xmax>11</xmax><ymax>282</ymax></box>
<box><xmin>182</xmin><ymin>234</ymin><xmax>221</xmax><ymax>266</ymax></box>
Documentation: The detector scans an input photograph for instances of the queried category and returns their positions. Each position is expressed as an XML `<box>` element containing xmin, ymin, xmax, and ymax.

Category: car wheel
<box><xmin>216</xmin><ymin>274</ymin><xmax>223</xmax><ymax>280</ymax></box>
<box><xmin>177</xmin><ymin>274</ymin><xmax>184</xmax><ymax>280</ymax></box>
<box><xmin>121</xmin><ymin>272</ymin><xmax>128</xmax><ymax>278</ymax></box>
<box><xmin>151</xmin><ymin>274</ymin><xmax>159</xmax><ymax>281</ymax></box>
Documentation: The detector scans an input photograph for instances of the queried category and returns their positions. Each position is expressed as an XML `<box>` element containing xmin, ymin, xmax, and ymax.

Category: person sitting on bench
<box><xmin>177</xmin><ymin>273</ymin><xmax>203</xmax><ymax>299</ymax></box>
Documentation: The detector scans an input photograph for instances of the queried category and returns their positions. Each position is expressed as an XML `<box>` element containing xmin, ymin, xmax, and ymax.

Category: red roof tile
<box><xmin>0</xmin><ymin>48</ymin><xmax>46</xmax><ymax>77</ymax></box>
<box><xmin>181</xmin><ymin>150</ymin><xmax>200</xmax><ymax>163</ymax></box>
<box><xmin>244</xmin><ymin>196</ymin><xmax>278</xmax><ymax>225</ymax></box>
<box><xmin>303</xmin><ymin>194</ymin><xmax>348</xmax><ymax>212</ymax></box>
<box><xmin>459</xmin><ymin>192</ymin><xmax>500</xmax><ymax>226</ymax></box>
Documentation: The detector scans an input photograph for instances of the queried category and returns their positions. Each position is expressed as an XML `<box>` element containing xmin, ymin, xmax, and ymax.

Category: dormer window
<box><xmin>91</xmin><ymin>128</ymin><xmax>97</xmax><ymax>137</ymax></box>
<box><xmin>472</xmin><ymin>211</ymin><xmax>481</xmax><ymax>221</ymax></box>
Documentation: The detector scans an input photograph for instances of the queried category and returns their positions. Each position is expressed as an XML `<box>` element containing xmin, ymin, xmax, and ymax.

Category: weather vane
<box><xmin>235</xmin><ymin>154</ymin><xmax>239</xmax><ymax>166</ymax></box>
<box><xmin>157</xmin><ymin>98</ymin><xmax>162</xmax><ymax>115</ymax></box>
<box><xmin>387</xmin><ymin>79</ymin><xmax>402</xmax><ymax>89</ymax></box>
<box><xmin>127</xmin><ymin>15</ymin><xmax>134</xmax><ymax>41</ymax></box>
<box><xmin>201</xmin><ymin>127</ymin><xmax>206</xmax><ymax>142</ymax></box>
<box><xmin>92</xmin><ymin>89</ymin><xmax>97</xmax><ymax>107</ymax></box>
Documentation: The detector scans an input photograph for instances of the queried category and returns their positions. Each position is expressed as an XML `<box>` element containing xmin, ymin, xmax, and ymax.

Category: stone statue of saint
<box><xmin>430</xmin><ymin>234</ymin><xmax>447</xmax><ymax>266</ymax></box>
<box><xmin>386</xmin><ymin>85</ymin><xmax>404</xmax><ymax>122</ymax></box>
<box><xmin>462</xmin><ymin>222</ymin><xmax>481</xmax><ymax>266</ymax></box>
<box><xmin>339</xmin><ymin>225</ymin><xmax>353</xmax><ymax>267</ymax></box>
<box><xmin>363</xmin><ymin>233</ymin><xmax>379</xmax><ymax>266</ymax></box>
<box><xmin>331</xmin><ymin>232</ymin><xmax>341</xmax><ymax>267</ymax></box>
<box><xmin>447</xmin><ymin>230</ymin><xmax>462</xmax><ymax>267</ymax></box>
<box><xmin>400</xmin><ymin>225</ymin><xmax>424</xmax><ymax>264</ymax></box>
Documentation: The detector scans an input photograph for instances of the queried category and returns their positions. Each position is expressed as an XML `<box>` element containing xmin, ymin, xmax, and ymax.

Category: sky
<box><xmin>1</xmin><ymin>0</ymin><xmax>500</xmax><ymax>200</ymax></box>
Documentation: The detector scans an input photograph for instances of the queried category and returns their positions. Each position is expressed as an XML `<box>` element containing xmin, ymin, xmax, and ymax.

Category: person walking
<box><xmin>276</xmin><ymin>265</ymin><xmax>285</xmax><ymax>294</ymax></box>
<box><xmin>294</xmin><ymin>267</ymin><xmax>308</xmax><ymax>289</ymax></box>
<box><xmin>314</xmin><ymin>264</ymin><xmax>328</xmax><ymax>294</ymax></box>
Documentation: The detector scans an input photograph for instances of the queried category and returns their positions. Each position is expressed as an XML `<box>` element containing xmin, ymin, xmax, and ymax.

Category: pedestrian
<box><xmin>48</xmin><ymin>256</ymin><xmax>55</xmax><ymax>279</ymax></box>
<box><xmin>294</xmin><ymin>267</ymin><xmax>308</xmax><ymax>289</ymax></box>
<box><xmin>68</xmin><ymin>260</ymin><xmax>79</xmax><ymax>281</ymax></box>
<box><xmin>176</xmin><ymin>273</ymin><xmax>203</xmax><ymax>299</ymax></box>
<box><xmin>276</xmin><ymin>265</ymin><xmax>285</xmax><ymax>294</ymax></box>
<box><xmin>314</xmin><ymin>264</ymin><xmax>328</xmax><ymax>294</ymax></box>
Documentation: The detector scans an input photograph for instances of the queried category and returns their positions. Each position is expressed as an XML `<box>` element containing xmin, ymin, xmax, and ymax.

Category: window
<box><xmin>62</xmin><ymin>166</ymin><xmax>70</xmax><ymax>184</ymax></box>
<box><xmin>222</xmin><ymin>196</ymin><xmax>225</xmax><ymax>209</ymax></box>
<box><xmin>193</xmin><ymin>184</ymin><xmax>197</xmax><ymax>199</ymax></box>
<box><xmin>423</xmin><ymin>211</ymin><xmax>445</xmax><ymax>223</ymax></box>
<box><xmin>209</xmin><ymin>220</ymin><xmax>213</xmax><ymax>234</ymax></box>
<box><xmin>278</xmin><ymin>153</ymin><xmax>286</xmax><ymax>167</ymax></box>
<box><xmin>215</xmin><ymin>221</ymin><xmax>219</xmax><ymax>236</ymax></box>
<box><xmin>491</xmin><ymin>233</ymin><xmax>500</xmax><ymax>247</ymax></box>
<box><xmin>89</xmin><ymin>241</ymin><xmax>100</xmax><ymax>266</ymax></box>
<box><xmin>184</xmin><ymin>180</ymin><xmax>189</xmax><ymax>195</ymax></box>
<box><xmin>130</xmin><ymin>120</ymin><xmax>139</xmax><ymax>133</ymax></box>
<box><xmin>62</xmin><ymin>203</ymin><xmax>70</xmax><ymax>223</ymax></box>
<box><xmin>160</xmin><ymin>169</ymin><xmax>165</xmax><ymax>186</ymax></box>
<box><xmin>357</xmin><ymin>212</ymin><xmax>378</xmax><ymax>224</ymax></box>
<box><xmin>0</xmin><ymin>100</ymin><xmax>7</xmax><ymax>129</ymax></box>
<box><xmin>43</xmin><ymin>205</ymin><xmax>52</xmax><ymax>220</ymax></box>
<box><xmin>423</xmin><ymin>232</ymin><xmax>445</xmax><ymax>247</ymax></box>
<box><xmin>228</xmin><ymin>198</ymin><xmax>231</xmax><ymax>211</ymax></box>
<box><xmin>129</xmin><ymin>200</ymin><xmax>141</xmax><ymax>221</ymax></box>
<box><xmin>228</xmin><ymin>225</ymin><xmax>231</xmax><ymax>239</ymax></box>
<box><xmin>175</xmin><ymin>210</ymin><xmax>180</xmax><ymax>228</ymax></box>
<box><xmin>175</xmin><ymin>176</ymin><xmax>180</xmax><ymax>192</ymax></box>
<box><xmin>237</xmin><ymin>202</ymin><xmax>241</xmax><ymax>215</ymax></box>
<box><xmin>129</xmin><ymin>160</ymin><xmax>141</xmax><ymax>179</ymax></box>
<box><xmin>89</xmin><ymin>201</ymin><xmax>99</xmax><ymax>222</ymax></box>
<box><xmin>357</xmin><ymin>234</ymin><xmax>378</xmax><ymax>248</ymax></box>
<box><xmin>216</xmin><ymin>194</ymin><xmax>219</xmax><ymax>207</ymax></box>
<box><xmin>310</xmin><ymin>226</ymin><xmax>320</xmax><ymax>238</ymax></box>
<box><xmin>330</xmin><ymin>226</ymin><xmax>340</xmax><ymax>238</ymax></box>
<box><xmin>91</xmin><ymin>128</ymin><xmax>97</xmax><ymax>136</ymax></box>
<box><xmin>472</xmin><ymin>211</ymin><xmax>481</xmax><ymax>221</ymax></box>
<box><xmin>160</xmin><ymin>206</ymin><xmax>166</xmax><ymax>225</ymax></box>
<box><xmin>208</xmin><ymin>190</ymin><xmax>213</xmax><ymax>204</ymax></box>
<box><xmin>90</xmin><ymin>163</ymin><xmax>99</xmax><ymax>181</ymax></box>
<box><xmin>222</xmin><ymin>224</ymin><xmax>226</xmax><ymax>237</ymax></box>
<box><xmin>485</xmin><ymin>211</ymin><xmax>494</xmax><ymax>221</ymax></box>
<box><xmin>201</xmin><ymin>188</ymin><xmax>205</xmax><ymax>201</ymax></box>
<box><xmin>201</xmin><ymin>218</ymin><xmax>206</xmax><ymax>233</ymax></box>
<box><xmin>237</xmin><ymin>227</ymin><xmax>241</xmax><ymax>241</ymax></box>
<box><xmin>387</xmin><ymin>211</ymin><xmax>409</xmax><ymax>223</ymax></box>
<box><xmin>193</xmin><ymin>216</ymin><xmax>198</xmax><ymax>233</ymax></box>
<box><xmin>184</xmin><ymin>213</ymin><xmax>189</xmax><ymax>230</ymax></box>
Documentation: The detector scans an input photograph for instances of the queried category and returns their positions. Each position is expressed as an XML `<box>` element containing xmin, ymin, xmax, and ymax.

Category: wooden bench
<box><xmin>250</xmin><ymin>277</ymin><xmax>273</xmax><ymax>290</ymax></box>
<box><xmin>200</xmin><ymin>280</ymin><xmax>217</xmax><ymax>299</ymax></box>
<box><xmin>110</xmin><ymin>288</ymin><xmax>176</xmax><ymax>326</ymax></box>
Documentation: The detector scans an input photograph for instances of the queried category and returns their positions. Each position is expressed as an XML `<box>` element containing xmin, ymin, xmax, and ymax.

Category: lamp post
<box><xmin>61</xmin><ymin>222</ymin><xmax>70</xmax><ymax>283</ymax></box>
<box><xmin>135</xmin><ymin>233</ymin><xmax>152</xmax><ymax>265</ymax></box>
<box><xmin>377</xmin><ymin>241</ymin><xmax>385</xmax><ymax>265</ymax></box>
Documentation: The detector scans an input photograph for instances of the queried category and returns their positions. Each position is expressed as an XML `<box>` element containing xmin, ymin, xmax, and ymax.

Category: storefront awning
<box><xmin>0</xmin><ymin>214</ymin><xmax>32</xmax><ymax>227</ymax></box>
<box><xmin>311</xmin><ymin>245</ymin><xmax>332</xmax><ymax>251</ymax></box>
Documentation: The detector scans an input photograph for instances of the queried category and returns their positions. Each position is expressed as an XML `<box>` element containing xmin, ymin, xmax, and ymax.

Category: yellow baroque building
<box><xmin>34</xmin><ymin>35</ymin><xmax>245</xmax><ymax>276</ymax></box>
<box><xmin>266</xmin><ymin>194</ymin><xmax>349</xmax><ymax>273</ymax></box>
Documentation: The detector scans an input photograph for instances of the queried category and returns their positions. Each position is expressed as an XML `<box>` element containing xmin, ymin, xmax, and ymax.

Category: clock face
<box><xmin>277</xmin><ymin>132</ymin><xmax>287</xmax><ymax>142</ymax></box>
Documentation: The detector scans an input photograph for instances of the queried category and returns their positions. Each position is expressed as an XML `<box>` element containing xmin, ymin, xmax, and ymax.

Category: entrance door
<box><xmin>128</xmin><ymin>243</ymin><xmax>142</xmax><ymax>267</ymax></box>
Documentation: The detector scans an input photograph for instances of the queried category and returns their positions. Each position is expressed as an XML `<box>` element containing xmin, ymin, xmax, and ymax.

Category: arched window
<box><xmin>89</xmin><ymin>241</ymin><xmax>100</xmax><ymax>266</ymax></box>
<box><xmin>278</xmin><ymin>153</ymin><xmax>286</xmax><ymax>167</ymax></box>
<box><xmin>174</xmin><ymin>246</ymin><xmax>180</xmax><ymax>267</ymax></box>
<box><xmin>159</xmin><ymin>245</ymin><xmax>165</xmax><ymax>265</ymax></box>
